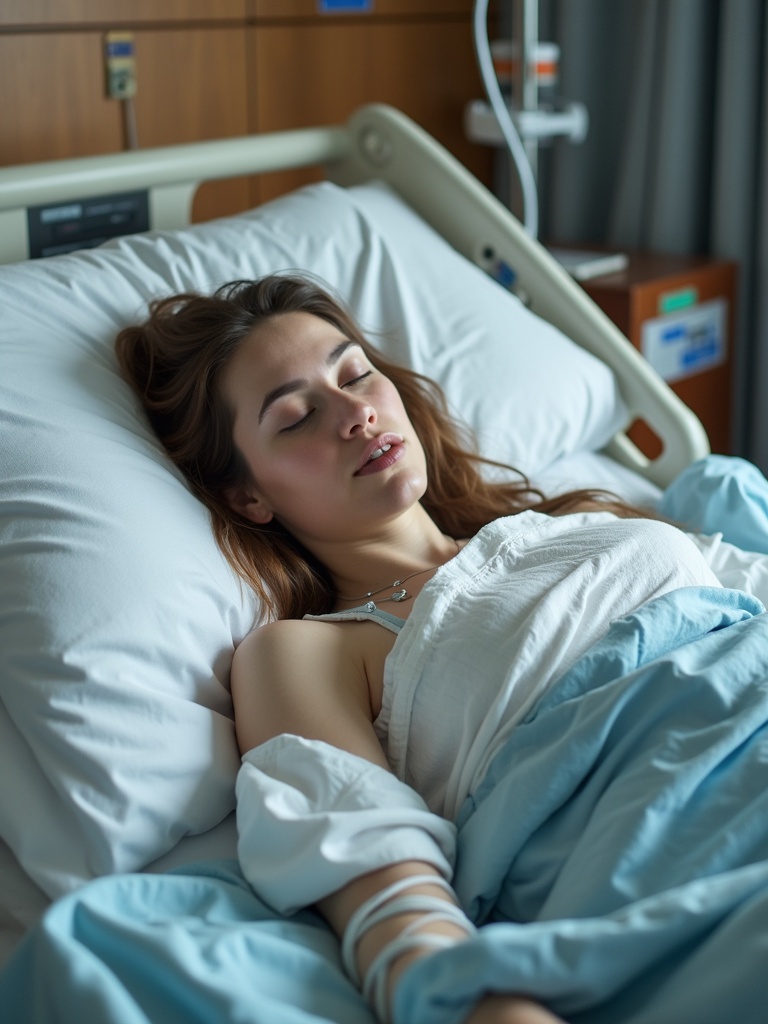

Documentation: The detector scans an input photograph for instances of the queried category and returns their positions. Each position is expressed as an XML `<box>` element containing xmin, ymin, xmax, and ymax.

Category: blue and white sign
<box><xmin>641</xmin><ymin>298</ymin><xmax>727</xmax><ymax>383</ymax></box>
<box><xmin>318</xmin><ymin>0</ymin><xmax>373</xmax><ymax>11</ymax></box>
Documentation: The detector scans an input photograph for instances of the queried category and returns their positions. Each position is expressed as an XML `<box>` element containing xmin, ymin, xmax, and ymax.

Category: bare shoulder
<box><xmin>233</xmin><ymin>617</ymin><xmax>356</xmax><ymax>681</ymax></box>
<box><xmin>231</xmin><ymin>618</ymin><xmax>385</xmax><ymax>763</ymax></box>
<box><xmin>235</xmin><ymin>616</ymin><xmax>322</xmax><ymax>657</ymax></box>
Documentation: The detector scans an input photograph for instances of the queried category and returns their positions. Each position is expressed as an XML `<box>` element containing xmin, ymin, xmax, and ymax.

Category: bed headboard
<box><xmin>0</xmin><ymin>103</ymin><xmax>708</xmax><ymax>486</ymax></box>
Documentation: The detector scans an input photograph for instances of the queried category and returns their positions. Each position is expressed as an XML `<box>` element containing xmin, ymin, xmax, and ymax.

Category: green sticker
<box><xmin>660</xmin><ymin>287</ymin><xmax>698</xmax><ymax>314</ymax></box>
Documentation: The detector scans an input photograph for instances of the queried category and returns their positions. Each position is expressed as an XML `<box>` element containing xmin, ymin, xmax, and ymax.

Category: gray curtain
<box><xmin>538</xmin><ymin>0</ymin><xmax>768</xmax><ymax>469</ymax></box>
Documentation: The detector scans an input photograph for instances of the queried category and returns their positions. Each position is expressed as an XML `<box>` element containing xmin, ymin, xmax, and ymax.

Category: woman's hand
<box><xmin>467</xmin><ymin>994</ymin><xmax>566</xmax><ymax>1024</ymax></box>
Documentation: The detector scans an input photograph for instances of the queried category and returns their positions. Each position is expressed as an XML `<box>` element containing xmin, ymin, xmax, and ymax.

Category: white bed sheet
<box><xmin>532</xmin><ymin>450</ymin><xmax>663</xmax><ymax>507</ymax></box>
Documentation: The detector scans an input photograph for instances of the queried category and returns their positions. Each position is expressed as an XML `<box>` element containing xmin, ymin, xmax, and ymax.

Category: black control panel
<box><xmin>27</xmin><ymin>190</ymin><xmax>150</xmax><ymax>259</ymax></box>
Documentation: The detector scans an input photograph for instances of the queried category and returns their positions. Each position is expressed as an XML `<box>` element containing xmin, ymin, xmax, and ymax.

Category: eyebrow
<box><xmin>258</xmin><ymin>339</ymin><xmax>361</xmax><ymax>424</ymax></box>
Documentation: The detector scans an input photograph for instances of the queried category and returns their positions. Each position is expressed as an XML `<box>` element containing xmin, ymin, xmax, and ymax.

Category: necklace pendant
<box><xmin>391</xmin><ymin>588</ymin><xmax>409</xmax><ymax>602</ymax></box>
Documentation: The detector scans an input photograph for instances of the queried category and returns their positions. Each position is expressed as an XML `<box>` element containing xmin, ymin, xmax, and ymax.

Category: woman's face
<box><xmin>219</xmin><ymin>312</ymin><xmax>428</xmax><ymax>547</ymax></box>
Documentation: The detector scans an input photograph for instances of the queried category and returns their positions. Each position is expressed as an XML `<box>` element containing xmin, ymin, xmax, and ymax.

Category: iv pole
<box><xmin>514</xmin><ymin>0</ymin><xmax>539</xmax><ymax>186</ymax></box>
<box><xmin>468</xmin><ymin>0</ymin><xmax>588</xmax><ymax>239</ymax></box>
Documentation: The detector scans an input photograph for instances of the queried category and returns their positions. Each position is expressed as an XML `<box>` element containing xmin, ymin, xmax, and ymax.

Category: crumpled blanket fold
<box><xmin>393</xmin><ymin>585</ymin><xmax>768</xmax><ymax>1024</ymax></box>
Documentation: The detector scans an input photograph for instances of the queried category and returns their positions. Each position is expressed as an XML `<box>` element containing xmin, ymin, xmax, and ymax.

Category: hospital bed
<box><xmin>6</xmin><ymin>105</ymin><xmax>765</xmax><ymax>1022</ymax></box>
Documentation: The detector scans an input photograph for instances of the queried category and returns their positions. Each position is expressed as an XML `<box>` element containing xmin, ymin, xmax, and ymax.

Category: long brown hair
<box><xmin>116</xmin><ymin>273</ymin><xmax>649</xmax><ymax>619</ymax></box>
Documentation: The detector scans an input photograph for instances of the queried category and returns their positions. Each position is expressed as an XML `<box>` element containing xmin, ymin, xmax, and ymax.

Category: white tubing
<box><xmin>472</xmin><ymin>0</ymin><xmax>539</xmax><ymax>237</ymax></box>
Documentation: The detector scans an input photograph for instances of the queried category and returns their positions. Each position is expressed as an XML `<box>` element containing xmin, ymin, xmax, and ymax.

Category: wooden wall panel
<box><xmin>0</xmin><ymin>28</ymin><xmax>252</xmax><ymax>221</ymax></box>
<box><xmin>133</xmin><ymin>30</ymin><xmax>248</xmax><ymax>147</ymax></box>
<box><xmin>251</xmin><ymin>1</ymin><xmax>476</xmax><ymax>18</ymax></box>
<box><xmin>0</xmin><ymin>3</ymin><xmax>492</xmax><ymax>222</ymax></box>
<box><xmin>130</xmin><ymin>28</ymin><xmax>252</xmax><ymax>220</ymax></box>
<box><xmin>0</xmin><ymin>33</ymin><xmax>124</xmax><ymax>164</ymax></box>
<box><xmin>249</xmin><ymin>19</ymin><xmax>492</xmax><ymax>202</ymax></box>
<box><xmin>0</xmin><ymin>1</ymin><xmax>246</xmax><ymax>28</ymax></box>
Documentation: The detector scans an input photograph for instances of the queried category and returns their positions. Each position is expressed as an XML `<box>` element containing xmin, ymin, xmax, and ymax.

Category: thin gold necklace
<box><xmin>337</xmin><ymin>539</ymin><xmax>460</xmax><ymax>606</ymax></box>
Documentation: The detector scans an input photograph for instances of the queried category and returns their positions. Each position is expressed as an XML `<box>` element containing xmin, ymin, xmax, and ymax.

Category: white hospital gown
<box><xmin>376</xmin><ymin>510</ymin><xmax>722</xmax><ymax>820</ymax></box>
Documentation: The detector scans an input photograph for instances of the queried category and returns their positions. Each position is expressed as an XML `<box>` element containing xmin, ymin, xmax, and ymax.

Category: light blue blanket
<box><xmin>0</xmin><ymin>859</ymin><xmax>375</xmax><ymax>1023</ymax></box>
<box><xmin>3</xmin><ymin>456</ymin><xmax>768</xmax><ymax>1023</ymax></box>
<box><xmin>397</xmin><ymin>584</ymin><xmax>768</xmax><ymax>1024</ymax></box>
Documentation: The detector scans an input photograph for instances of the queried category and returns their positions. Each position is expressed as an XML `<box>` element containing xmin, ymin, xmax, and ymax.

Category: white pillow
<box><xmin>338</xmin><ymin>184</ymin><xmax>626</xmax><ymax>477</ymax></box>
<box><xmin>0</xmin><ymin>181</ymin><xmax>626</xmax><ymax>898</ymax></box>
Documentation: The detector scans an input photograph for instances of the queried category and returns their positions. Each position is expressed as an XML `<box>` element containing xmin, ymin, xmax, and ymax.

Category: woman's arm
<box><xmin>318</xmin><ymin>863</ymin><xmax>564</xmax><ymax>1024</ymax></box>
<box><xmin>232</xmin><ymin>619</ymin><xmax>563</xmax><ymax>1024</ymax></box>
<box><xmin>232</xmin><ymin>617</ymin><xmax>391</xmax><ymax>766</ymax></box>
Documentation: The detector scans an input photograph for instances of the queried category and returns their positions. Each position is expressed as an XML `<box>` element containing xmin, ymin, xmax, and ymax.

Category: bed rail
<box><xmin>0</xmin><ymin>126</ymin><xmax>350</xmax><ymax>263</ymax></box>
<box><xmin>0</xmin><ymin>104</ymin><xmax>708</xmax><ymax>485</ymax></box>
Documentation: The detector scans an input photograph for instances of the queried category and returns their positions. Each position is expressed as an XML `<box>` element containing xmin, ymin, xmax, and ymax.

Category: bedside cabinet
<box><xmin>580</xmin><ymin>253</ymin><xmax>737</xmax><ymax>457</ymax></box>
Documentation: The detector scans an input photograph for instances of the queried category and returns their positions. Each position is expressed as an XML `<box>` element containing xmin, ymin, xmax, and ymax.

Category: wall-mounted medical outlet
<box><xmin>104</xmin><ymin>31</ymin><xmax>137</xmax><ymax>99</ymax></box>
<box><xmin>27</xmin><ymin>191</ymin><xmax>150</xmax><ymax>259</ymax></box>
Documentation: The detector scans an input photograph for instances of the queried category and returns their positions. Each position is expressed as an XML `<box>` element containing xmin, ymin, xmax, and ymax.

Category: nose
<box><xmin>337</xmin><ymin>390</ymin><xmax>376</xmax><ymax>438</ymax></box>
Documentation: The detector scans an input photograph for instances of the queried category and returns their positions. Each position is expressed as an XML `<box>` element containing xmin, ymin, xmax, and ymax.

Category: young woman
<box><xmin>116</xmin><ymin>273</ymin><xmax>726</xmax><ymax>1024</ymax></box>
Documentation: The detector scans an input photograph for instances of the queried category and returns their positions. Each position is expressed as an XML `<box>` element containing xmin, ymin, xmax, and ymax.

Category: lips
<box><xmin>355</xmin><ymin>433</ymin><xmax>404</xmax><ymax>475</ymax></box>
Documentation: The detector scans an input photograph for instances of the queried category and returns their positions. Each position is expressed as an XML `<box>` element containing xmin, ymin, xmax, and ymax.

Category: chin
<box><xmin>385</xmin><ymin>469</ymin><xmax>428</xmax><ymax>512</ymax></box>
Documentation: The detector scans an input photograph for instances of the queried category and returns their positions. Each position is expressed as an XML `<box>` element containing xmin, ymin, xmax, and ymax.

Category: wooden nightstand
<box><xmin>579</xmin><ymin>253</ymin><xmax>737</xmax><ymax>456</ymax></box>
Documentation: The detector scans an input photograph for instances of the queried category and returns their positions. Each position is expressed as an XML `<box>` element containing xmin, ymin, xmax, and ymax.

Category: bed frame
<box><xmin>0</xmin><ymin>103</ymin><xmax>709</xmax><ymax>487</ymax></box>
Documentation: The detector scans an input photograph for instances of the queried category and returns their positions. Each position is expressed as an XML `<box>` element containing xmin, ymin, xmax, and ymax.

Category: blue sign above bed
<box><xmin>318</xmin><ymin>0</ymin><xmax>373</xmax><ymax>11</ymax></box>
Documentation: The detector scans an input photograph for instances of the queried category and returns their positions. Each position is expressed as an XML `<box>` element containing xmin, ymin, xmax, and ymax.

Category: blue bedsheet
<box><xmin>396</xmin><ymin>585</ymin><xmax>768</xmax><ymax>1024</ymax></box>
<box><xmin>3</xmin><ymin>456</ymin><xmax>768</xmax><ymax>1023</ymax></box>
<box><xmin>0</xmin><ymin>859</ymin><xmax>375</xmax><ymax>1023</ymax></box>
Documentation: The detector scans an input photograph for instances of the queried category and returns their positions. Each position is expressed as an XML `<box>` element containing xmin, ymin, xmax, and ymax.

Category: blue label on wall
<box><xmin>641</xmin><ymin>298</ymin><xmax>728</xmax><ymax>383</ymax></box>
<box><xmin>318</xmin><ymin>0</ymin><xmax>373</xmax><ymax>12</ymax></box>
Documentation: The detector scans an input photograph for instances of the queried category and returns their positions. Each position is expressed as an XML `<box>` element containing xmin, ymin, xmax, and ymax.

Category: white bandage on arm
<box><xmin>342</xmin><ymin>874</ymin><xmax>476</xmax><ymax>1023</ymax></box>
<box><xmin>236</xmin><ymin>734</ymin><xmax>457</xmax><ymax>915</ymax></box>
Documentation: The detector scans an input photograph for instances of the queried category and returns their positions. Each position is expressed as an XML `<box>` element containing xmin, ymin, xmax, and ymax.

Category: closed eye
<box><xmin>342</xmin><ymin>370</ymin><xmax>373</xmax><ymax>388</ymax></box>
<box><xmin>279</xmin><ymin>370</ymin><xmax>373</xmax><ymax>432</ymax></box>
<box><xmin>280</xmin><ymin>409</ymin><xmax>314</xmax><ymax>433</ymax></box>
